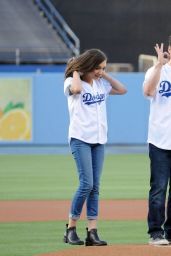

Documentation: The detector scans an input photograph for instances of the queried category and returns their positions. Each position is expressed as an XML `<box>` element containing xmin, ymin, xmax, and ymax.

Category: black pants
<box><xmin>148</xmin><ymin>143</ymin><xmax>171</xmax><ymax>238</ymax></box>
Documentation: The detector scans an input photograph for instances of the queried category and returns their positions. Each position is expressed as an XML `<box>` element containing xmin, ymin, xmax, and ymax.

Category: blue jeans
<box><xmin>69</xmin><ymin>138</ymin><xmax>105</xmax><ymax>220</ymax></box>
<box><xmin>148</xmin><ymin>143</ymin><xmax>171</xmax><ymax>237</ymax></box>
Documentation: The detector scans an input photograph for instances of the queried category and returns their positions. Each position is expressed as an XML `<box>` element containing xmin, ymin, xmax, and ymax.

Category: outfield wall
<box><xmin>0</xmin><ymin>72</ymin><xmax>149</xmax><ymax>145</ymax></box>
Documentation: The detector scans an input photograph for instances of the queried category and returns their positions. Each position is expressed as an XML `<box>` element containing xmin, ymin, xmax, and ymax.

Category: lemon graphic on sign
<box><xmin>0</xmin><ymin>109</ymin><xmax>31</xmax><ymax>140</ymax></box>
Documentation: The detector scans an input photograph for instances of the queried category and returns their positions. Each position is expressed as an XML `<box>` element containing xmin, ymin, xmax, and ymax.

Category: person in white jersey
<box><xmin>63</xmin><ymin>49</ymin><xmax>127</xmax><ymax>246</ymax></box>
<box><xmin>143</xmin><ymin>37</ymin><xmax>171</xmax><ymax>246</ymax></box>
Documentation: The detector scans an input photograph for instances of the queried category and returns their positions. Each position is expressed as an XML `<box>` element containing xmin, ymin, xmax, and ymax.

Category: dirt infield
<box><xmin>3</xmin><ymin>199</ymin><xmax>169</xmax><ymax>256</ymax></box>
<box><xmin>0</xmin><ymin>199</ymin><xmax>147</xmax><ymax>222</ymax></box>
<box><xmin>36</xmin><ymin>245</ymin><xmax>171</xmax><ymax>256</ymax></box>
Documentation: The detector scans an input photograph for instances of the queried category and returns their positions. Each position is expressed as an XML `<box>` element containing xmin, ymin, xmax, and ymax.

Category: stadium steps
<box><xmin>0</xmin><ymin>0</ymin><xmax>76</xmax><ymax>63</ymax></box>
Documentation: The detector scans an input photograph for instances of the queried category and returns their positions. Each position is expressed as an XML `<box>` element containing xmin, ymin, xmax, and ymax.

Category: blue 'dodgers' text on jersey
<box><xmin>83</xmin><ymin>92</ymin><xmax>105</xmax><ymax>105</ymax></box>
<box><xmin>159</xmin><ymin>80</ymin><xmax>171</xmax><ymax>98</ymax></box>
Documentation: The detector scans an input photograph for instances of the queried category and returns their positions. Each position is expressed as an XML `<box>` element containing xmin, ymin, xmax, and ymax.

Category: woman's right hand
<box><xmin>73</xmin><ymin>70</ymin><xmax>83</xmax><ymax>77</ymax></box>
<box><xmin>70</xmin><ymin>71</ymin><xmax>82</xmax><ymax>94</ymax></box>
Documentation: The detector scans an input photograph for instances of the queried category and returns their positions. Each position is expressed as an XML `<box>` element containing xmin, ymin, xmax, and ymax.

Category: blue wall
<box><xmin>107</xmin><ymin>73</ymin><xmax>149</xmax><ymax>144</ymax></box>
<box><xmin>0</xmin><ymin>72</ymin><xmax>149</xmax><ymax>145</ymax></box>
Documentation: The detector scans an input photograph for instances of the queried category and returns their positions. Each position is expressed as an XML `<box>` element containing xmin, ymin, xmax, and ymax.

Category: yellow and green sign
<box><xmin>0</xmin><ymin>78</ymin><xmax>32</xmax><ymax>141</ymax></box>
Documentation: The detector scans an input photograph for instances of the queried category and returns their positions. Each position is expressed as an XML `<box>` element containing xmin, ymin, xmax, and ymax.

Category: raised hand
<box><xmin>154</xmin><ymin>43</ymin><xmax>170</xmax><ymax>65</ymax></box>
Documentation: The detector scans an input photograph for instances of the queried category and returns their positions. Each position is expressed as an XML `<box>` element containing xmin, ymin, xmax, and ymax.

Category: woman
<box><xmin>64</xmin><ymin>49</ymin><xmax>127</xmax><ymax>246</ymax></box>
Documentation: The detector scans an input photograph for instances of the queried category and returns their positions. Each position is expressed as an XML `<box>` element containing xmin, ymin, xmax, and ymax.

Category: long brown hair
<box><xmin>65</xmin><ymin>49</ymin><xmax>107</xmax><ymax>78</ymax></box>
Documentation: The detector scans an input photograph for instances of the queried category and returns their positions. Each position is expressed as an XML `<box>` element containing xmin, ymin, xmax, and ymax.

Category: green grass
<box><xmin>101</xmin><ymin>154</ymin><xmax>149</xmax><ymax>199</ymax></box>
<box><xmin>0</xmin><ymin>220</ymin><xmax>148</xmax><ymax>256</ymax></box>
<box><xmin>0</xmin><ymin>154</ymin><xmax>149</xmax><ymax>200</ymax></box>
<box><xmin>0</xmin><ymin>154</ymin><xmax>150</xmax><ymax>256</ymax></box>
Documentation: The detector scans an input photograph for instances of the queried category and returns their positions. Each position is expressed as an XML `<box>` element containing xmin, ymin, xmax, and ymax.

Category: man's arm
<box><xmin>143</xmin><ymin>43</ymin><xmax>170</xmax><ymax>97</ymax></box>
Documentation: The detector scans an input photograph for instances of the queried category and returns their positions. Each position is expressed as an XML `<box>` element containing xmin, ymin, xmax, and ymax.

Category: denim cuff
<box><xmin>69</xmin><ymin>213</ymin><xmax>80</xmax><ymax>220</ymax></box>
<box><xmin>87</xmin><ymin>215</ymin><xmax>98</xmax><ymax>220</ymax></box>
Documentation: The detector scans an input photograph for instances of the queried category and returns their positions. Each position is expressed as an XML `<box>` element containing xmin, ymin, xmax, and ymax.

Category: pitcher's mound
<box><xmin>37</xmin><ymin>244</ymin><xmax>171</xmax><ymax>256</ymax></box>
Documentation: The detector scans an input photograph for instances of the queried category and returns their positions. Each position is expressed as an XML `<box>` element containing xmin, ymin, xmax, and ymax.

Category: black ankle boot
<box><xmin>63</xmin><ymin>224</ymin><xmax>84</xmax><ymax>245</ymax></box>
<box><xmin>85</xmin><ymin>228</ymin><xmax>107</xmax><ymax>246</ymax></box>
